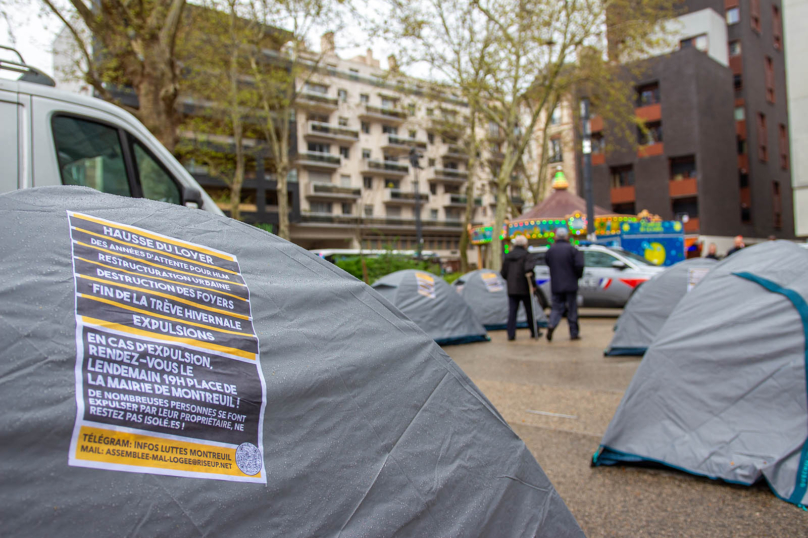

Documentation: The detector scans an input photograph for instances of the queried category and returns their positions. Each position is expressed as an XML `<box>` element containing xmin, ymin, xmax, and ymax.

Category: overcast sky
<box><xmin>0</xmin><ymin>2</ymin><xmax>404</xmax><ymax>81</ymax></box>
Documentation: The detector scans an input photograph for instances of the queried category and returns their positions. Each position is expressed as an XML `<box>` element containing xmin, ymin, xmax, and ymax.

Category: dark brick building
<box><xmin>585</xmin><ymin>0</ymin><xmax>793</xmax><ymax>240</ymax></box>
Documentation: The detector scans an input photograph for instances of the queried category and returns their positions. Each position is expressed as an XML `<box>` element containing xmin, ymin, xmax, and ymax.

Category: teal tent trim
<box><xmin>436</xmin><ymin>334</ymin><xmax>491</xmax><ymax>346</ymax></box>
<box><xmin>603</xmin><ymin>347</ymin><xmax>647</xmax><ymax>357</ymax></box>
<box><xmin>484</xmin><ymin>321</ymin><xmax>548</xmax><ymax>331</ymax></box>
<box><xmin>733</xmin><ymin>271</ymin><xmax>808</xmax><ymax>507</ymax></box>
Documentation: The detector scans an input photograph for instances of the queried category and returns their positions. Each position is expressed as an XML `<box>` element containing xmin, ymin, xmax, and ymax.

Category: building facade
<box><xmin>585</xmin><ymin>1</ymin><xmax>794</xmax><ymax>247</ymax></box>
<box><xmin>783</xmin><ymin>0</ymin><xmax>807</xmax><ymax>236</ymax></box>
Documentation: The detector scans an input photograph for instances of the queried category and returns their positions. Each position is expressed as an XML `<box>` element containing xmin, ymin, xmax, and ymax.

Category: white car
<box><xmin>529</xmin><ymin>244</ymin><xmax>665</xmax><ymax>308</ymax></box>
<box><xmin>0</xmin><ymin>48</ymin><xmax>220</xmax><ymax>214</ymax></box>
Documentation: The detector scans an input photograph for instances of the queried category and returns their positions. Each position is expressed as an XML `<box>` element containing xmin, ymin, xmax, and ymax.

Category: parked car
<box><xmin>0</xmin><ymin>47</ymin><xmax>221</xmax><ymax>214</ymax></box>
<box><xmin>529</xmin><ymin>244</ymin><xmax>665</xmax><ymax>308</ymax></box>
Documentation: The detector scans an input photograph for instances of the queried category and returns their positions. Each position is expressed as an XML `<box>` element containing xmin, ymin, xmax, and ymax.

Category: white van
<box><xmin>0</xmin><ymin>50</ymin><xmax>221</xmax><ymax>215</ymax></box>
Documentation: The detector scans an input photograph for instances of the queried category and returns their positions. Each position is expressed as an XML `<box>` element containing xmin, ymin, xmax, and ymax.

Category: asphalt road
<box><xmin>444</xmin><ymin>309</ymin><xmax>807</xmax><ymax>538</ymax></box>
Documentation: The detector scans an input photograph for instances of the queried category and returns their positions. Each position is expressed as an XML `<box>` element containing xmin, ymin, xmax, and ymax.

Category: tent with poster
<box><xmin>0</xmin><ymin>186</ymin><xmax>583</xmax><ymax>537</ymax></box>
<box><xmin>593</xmin><ymin>241</ymin><xmax>808</xmax><ymax>508</ymax></box>
<box><xmin>372</xmin><ymin>270</ymin><xmax>489</xmax><ymax>345</ymax></box>
<box><xmin>604</xmin><ymin>257</ymin><xmax>717</xmax><ymax>356</ymax></box>
<box><xmin>453</xmin><ymin>269</ymin><xmax>548</xmax><ymax>330</ymax></box>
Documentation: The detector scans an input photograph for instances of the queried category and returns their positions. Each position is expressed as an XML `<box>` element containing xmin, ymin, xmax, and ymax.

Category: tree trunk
<box><xmin>135</xmin><ymin>69</ymin><xmax>180</xmax><ymax>152</ymax></box>
<box><xmin>491</xmin><ymin>178</ymin><xmax>509</xmax><ymax>270</ymax></box>
<box><xmin>276</xmin><ymin>160</ymin><xmax>290</xmax><ymax>240</ymax></box>
<box><xmin>459</xmin><ymin>158</ymin><xmax>476</xmax><ymax>273</ymax></box>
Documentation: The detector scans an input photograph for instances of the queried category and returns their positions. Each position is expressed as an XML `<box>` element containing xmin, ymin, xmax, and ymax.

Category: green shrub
<box><xmin>335</xmin><ymin>254</ymin><xmax>441</xmax><ymax>284</ymax></box>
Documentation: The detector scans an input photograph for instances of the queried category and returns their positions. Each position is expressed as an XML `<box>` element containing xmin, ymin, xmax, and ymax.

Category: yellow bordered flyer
<box><xmin>66</xmin><ymin>211</ymin><xmax>267</xmax><ymax>483</ymax></box>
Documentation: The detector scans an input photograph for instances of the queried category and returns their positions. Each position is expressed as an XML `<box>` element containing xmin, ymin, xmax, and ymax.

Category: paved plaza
<box><xmin>445</xmin><ymin>310</ymin><xmax>807</xmax><ymax>538</ymax></box>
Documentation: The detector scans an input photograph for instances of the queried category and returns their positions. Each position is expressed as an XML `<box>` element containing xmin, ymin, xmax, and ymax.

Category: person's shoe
<box><xmin>507</xmin><ymin>337</ymin><xmax>515</xmax><ymax>341</ymax></box>
<box><xmin>570</xmin><ymin>335</ymin><xmax>582</xmax><ymax>341</ymax></box>
<box><xmin>546</xmin><ymin>326</ymin><xmax>554</xmax><ymax>342</ymax></box>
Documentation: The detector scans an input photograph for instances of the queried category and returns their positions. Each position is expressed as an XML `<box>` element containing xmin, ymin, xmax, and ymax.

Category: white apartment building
<box><xmin>290</xmin><ymin>34</ymin><xmax>526</xmax><ymax>262</ymax></box>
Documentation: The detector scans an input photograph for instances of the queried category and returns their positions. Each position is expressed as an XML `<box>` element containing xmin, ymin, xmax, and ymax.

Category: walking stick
<box><xmin>525</xmin><ymin>274</ymin><xmax>541</xmax><ymax>340</ymax></box>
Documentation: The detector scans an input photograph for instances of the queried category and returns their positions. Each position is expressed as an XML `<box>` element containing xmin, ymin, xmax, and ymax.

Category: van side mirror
<box><xmin>183</xmin><ymin>187</ymin><xmax>204</xmax><ymax>209</ymax></box>
<box><xmin>611</xmin><ymin>260</ymin><xmax>628</xmax><ymax>270</ymax></box>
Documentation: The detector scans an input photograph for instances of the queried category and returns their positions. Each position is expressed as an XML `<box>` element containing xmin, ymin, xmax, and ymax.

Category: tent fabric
<box><xmin>0</xmin><ymin>187</ymin><xmax>584</xmax><ymax>537</ymax></box>
<box><xmin>454</xmin><ymin>270</ymin><xmax>548</xmax><ymax>330</ymax></box>
<box><xmin>593</xmin><ymin>241</ymin><xmax>808</xmax><ymax>508</ymax></box>
<box><xmin>372</xmin><ymin>270</ymin><xmax>489</xmax><ymax>345</ymax></box>
<box><xmin>604</xmin><ymin>258</ymin><xmax>717</xmax><ymax>356</ymax></box>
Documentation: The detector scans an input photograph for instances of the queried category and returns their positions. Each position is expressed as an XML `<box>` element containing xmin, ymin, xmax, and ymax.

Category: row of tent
<box><xmin>0</xmin><ymin>187</ymin><xmax>586</xmax><ymax>537</ymax></box>
<box><xmin>372</xmin><ymin>268</ymin><xmax>548</xmax><ymax>345</ymax></box>
<box><xmin>595</xmin><ymin>241</ymin><xmax>808</xmax><ymax>508</ymax></box>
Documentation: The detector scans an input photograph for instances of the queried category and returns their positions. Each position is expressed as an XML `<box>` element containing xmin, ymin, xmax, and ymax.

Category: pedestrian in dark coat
<box><xmin>544</xmin><ymin>228</ymin><xmax>584</xmax><ymax>341</ymax></box>
<box><xmin>500</xmin><ymin>235</ymin><xmax>537</xmax><ymax>340</ymax></box>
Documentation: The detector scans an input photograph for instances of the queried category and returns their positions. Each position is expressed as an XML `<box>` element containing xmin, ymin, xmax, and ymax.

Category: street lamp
<box><xmin>409</xmin><ymin>147</ymin><xmax>424</xmax><ymax>260</ymax></box>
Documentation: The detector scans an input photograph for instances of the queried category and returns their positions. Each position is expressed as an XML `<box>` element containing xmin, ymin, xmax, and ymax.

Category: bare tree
<box><xmin>40</xmin><ymin>0</ymin><xmax>191</xmax><ymax>151</ymax></box>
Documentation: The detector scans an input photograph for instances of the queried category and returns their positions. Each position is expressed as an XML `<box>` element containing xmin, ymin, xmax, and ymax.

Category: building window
<box><xmin>341</xmin><ymin>202</ymin><xmax>352</xmax><ymax>215</ymax></box>
<box><xmin>740</xmin><ymin>173</ymin><xmax>751</xmax><ymax>223</ymax></box>
<box><xmin>773</xmin><ymin>6</ymin><xmax>782</xmax><ymax>50</ymax></box>
<box><xmin>307</xmin><ymin>142</ymin><xmax>329</xmax><ymax>154</ymax></box>
<box><xmin>430</xmin><ymin>209</ymin><xmax>439</xmax><ymax>220</ymax></box>
<box><xmin>407</xmin><ymin>103</ymin><xmax>415</xmax><ymax>115</ymax></box>
<box><xmin>636</xmin><ymin>82</ymin><xmax>660</xmax><ymax>107</ymax></box>
<box><xmin>309</xmin><ymin>171</ymin><xmax>332</xmax><ymax>184</ymax></box>
<box><xmin>591</xmin><ymin>134</ymin><xmax>604</xmax><ymax>154</ymax></box>
<box><xmin>303</xmin><ymin>82</ymin><xmax>328</xmax><ymax>94</ymax></box>
<box><xmin>428</xmin><ymin>158</ymin><xmax>436</xmax><ymax>167</ymax></box>
<box><xmin>734</xmin><ymin>106</ymin><xmax>745</xmax><ymax>121</ymax></box>
<box><xmin>386</xmin><ymin>206</ymin><xmax>402</xmax><ymax>218</ymax></box>
<box><xmin>638</xmin><ymin>121</ymin><xmax>663</xmax><ymax>145</ymax></box>
<box><xmin>349</xmin><ymin>68</ymin><xmax>359</xmax><ymax>80</ymax></box>
<box><xmin>426</xmin><ymin>108</ymin><xmax>434</xmax><ymax>116</ymax></box>
<box><xmin>364</xmin><ymin>205</ymin><xmax>373</xmax><ymax>217</ymax></box>
<box><xmin>670</xmin><ymin>155</ymin><xmax>696</xmax><ymax>180</ymax></box>
<box><xmin>779</xmin><ymin>124</ymin><xmax>789</xmax><ymax>170</ymax></box>
<box><xmin>765</xmin><ymin>56</ymin><xmax>775</xmax><ymax>103</ymax></box>
<box><xmin>672</xmin><ymin>197</ymin><xmax>699</xmax><ymax>223</ymax></box>
<box><xmin>309</xmin><ymin>113</ymin><xmax>328</xmax><ymax>123</ymax></box>
<box><xmin>383</xmin><ymin>154</ymin><xmax>397</xmax><ymax>162</ymax></box>
<box><xmin>363</xmin><ymin>176</ymin><xmax>373</xmax><ymax>189</ymax></box>
<box><xmin>338</xmin><ymin>89</ymin><xmax>347</xmax><ymax>102</ymax></box>
<box><xmin>428</xmin><ymin>133</ymin><xmax>435</xmax><ymax>144</ymax></box>
<box><xmin>550</xmin><ymin>107</ymin><xmax>562</xmax><ymax>125</ymax></box>
<box><xmin>757</xmin><ymin>113</ymin><xmax>768</xmax><ymax>162</ymax></box>
<box><xmin>359</xmin><ymin>93</ymin><xmax>369</xmax><ymax>104</ymax></box>
<box><xmin>726</xmin><ymin>7</ymin><xmax>740</xmax><ymax>25</ymax></box>
<box><xmin>339</xmin><ymin>146</ymin><xmax>350</xmax><ymax>159</ymax></box>
<box><xmin>382</xmin><ymin>125</ymin><xmax>398</xmax><ymax>135</ymax></box>
<box><xmin>738</xmin><ymin>137</ymin><xmax>748</xmax><ymax>155</ymax></box>
<box><xmin>610</xmin><ymin>165</ymin><xmax>634</xmax><ymax>188</ymax></box>
<box><xmin>338</xmin><ymin>117</ymin><xmax>348</xmax><ymax>126</ymax></box>
<box><xmin>612</xmin><ymin>202</ymin><xmax>636</xmax><ymax>214</ymax></box>
<box><xmin>773</xmin><ymin>181</ymin><xmax>782</xmax><ymax>229</ymax></box>
<box><xmin>733</xmin><ymin>74</ymin><xmax>743</xmax><ymax>96</ymax></box>
<box><xmin>385</xmin><ymin>179</ymin><xmax>400</xmax><ymax>189</ymax></box>
<box><xmin>361</xmin><ymin>122</ymin><xmax>370</xmax><ymax>134</ymax></box>
<box><xmin>362</xmin><ymin>148</ymin><xmax>371</xmax><ymax>159</ymax></box>
<box><xmin>549</xmin><ymin>138</ymin><xmax>563</xmax><ymax>162</ymax></box>
<box><xmin>408</xmin><ymin>129</ymin><xmax>417</xmax><ymax>139</ymax></box>
<box><xmin>751</xmin><ymin>0</ymin><xmax>760</xmax><ymax>32</ymax></box>
<box><xmin>429</xmin><ymin>183</ymin><xmax>437</xmax><ymax>195</ymax></box>
<box><xmin>310</xmin><ymin>202</ymin><xmax>332</xmax><ymax>214</ymax></box>
<box><xmin>680</xmin><ymin>34</ymin><xmax>708</xmax><ymax>52</ymax></box>
<box><xmin>729</xmin><ymin>41</ymin><xmax>742</xmax><ymax>57</ymax></box>
<box><xmin>444</xmin><ymin>184</ymin><xmax>460</xmax><ymax>194</ymax></box>
<box><xmin>381</xmin><ymin>97</ymin><xmax>397</xmax><ymax>109</ymax></box>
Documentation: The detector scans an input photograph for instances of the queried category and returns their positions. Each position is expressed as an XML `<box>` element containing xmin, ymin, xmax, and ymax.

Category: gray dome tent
<box><xmin>454</xmin><ymin>269</ymin><xmax>548</xmax><ymax>330</ymax></box>
<box><xmin>604</xmin><ymin>258</ymin><xmax>717</xmax><ymax>356</ymax></box>
<box><xmin>593</xmin><ymin>241</ymin><xmax>808</xmax><ymax>508</ymax></box>
<box><xmin>372</xmin><ymin>270</ymin><xmax>489</xmax><ymax>345</ymax></box>
<box><xmin>0</xmin><ymin>187</ymin><xmax>584</xmax><ymax>537</ymax></box>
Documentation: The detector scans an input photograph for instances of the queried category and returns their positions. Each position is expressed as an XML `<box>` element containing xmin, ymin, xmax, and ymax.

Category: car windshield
<box><xmin>609</xmin><ymin>248</ymin><xmax>655</xmax><ymax>266</ymax></box>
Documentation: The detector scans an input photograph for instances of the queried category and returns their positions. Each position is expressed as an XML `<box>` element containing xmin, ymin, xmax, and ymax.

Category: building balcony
<box><xmin>296</xmin><ymin>152</ymin><xmax>342</xmax><ymax>170</ymax></box>
<box><xmin>444</xmin><ymin>145</ymin><xmax>470</xmax><ymax>160</ymax></box>
<box><xmin>305</xmin><ymin>121</ymin><xmax>359</xmax><ymax>143</ymax></box>
<box><xmin>591</xmin><ymin>153</ymin><xmax>606</xmax><ymax>166</ymax></box>
<box><xmin>511</xmin><ymin>195</ymin><xmax>524</xmax><ymax>206</ymax></box>
<box><xmin>682</xmin><ymin>217</ymin><xmax>700</xmax><ymax>234</ymax></box>
<box><xmin>297</xmin><ymin>92</ymin><xmax>339</xmax><ymax>112</ymax></box>
<box><xmin>669</xmin><ymin>177</ymin><xmax>698</xmax><ymax>198</ymax></box>
<box><xmin>488</xmin><ymin>150</ymin><xmax>505</xmax><ymax>162</ymax></box>
<box><xmin>736</xmin><ymin>119</ymin><xmax>746</xmax><ymax>138</ymax></box>
<box><xmin>306</xmin><ymin>182</ymin><xmax>361</xmax><ymax>200</ymax></box>
<box><xmin>635</xmin><ymin>104</ymin><xmax>661</xmax><ymax>123</ymax></box>
<box><xmin>430</xmin><ymin>116</ymin><xmax>465</xmax><ymax>134</ymax></box>
<box><xmin>428</xmin><ymin>168</ymin><xmax>468</xmax><ymax>185</ymax></box>
<box><xmin>637</xmin><ymin>142</ymin><xmax>664</xmax><ymax>158</ymax></box>
<box><xmin>381</xmin><ymin>134</ymin><xmax>428</xmax><ymax>154</ymax></box>
<box><xmin>359</xmin><ymin>105</ymin><xmax>407</xmax><ymax>124</ymax></box>
<box><xmin>590</xmin><ymin>115</ymin><xmax>604</xmax><ymax>133</ymax></box>
<box><xmin>383</xmin><ymin>189</ymin><xmax>429</xmax><ymax>204</ymax></box>
<box><xmin>738</xmin><ymin>153</ymin><xmax>749</xmax><ymax>173</ymax></box>
<box><xmin>610</xmin><ymin>185</ymin><xmax>636</xmax><ymax>205</ymax></box>
<box><xmin>443</xmin><ymin>194</ymin><xmax>482</xmax><ymax>207</ymax></box>
<box><xmin>362</xmin><ymin>159</ymin><xmax>409</xmax><ymax>177</ymax></box>
<box><xmin>298</xmin><ymin>212</ymin><xmax>359</xmax><ymax>225</ymax></box>
<box><xmin>360</xmin><ymin>217</ymin><xmax>465</xmax><ymax>229</ymax></box>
